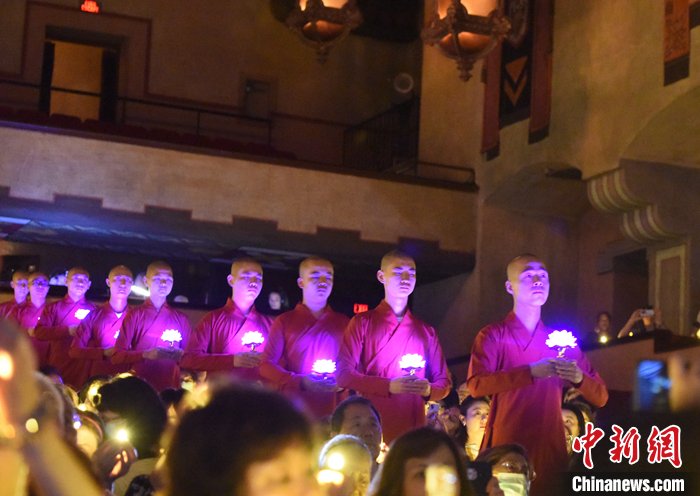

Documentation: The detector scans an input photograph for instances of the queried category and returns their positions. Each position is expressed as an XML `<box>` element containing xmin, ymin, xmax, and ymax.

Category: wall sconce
<box><xmin>286</xmin><ymin>0</ymin><xmax>363</xmax><ymax>63</ymax></box>
<box><xmin>422</xmin><ymin>0</ymin><xmax>528</xmax><ymax>81</ymax></box>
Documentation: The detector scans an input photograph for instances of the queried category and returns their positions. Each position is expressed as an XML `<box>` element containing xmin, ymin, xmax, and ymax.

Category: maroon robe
<box><xmin>337</xmin><ymin>300</ymin><xmax>452</xmax><ymax>443</ymax></box>
<box><xmin>467</xmin><ymin>312</ymin><xmax>608</xmax><ymax>496</ymax></box>
<box><xmin>70</xmin><ymin>302</ymin><xmax>130</xmax><ymax>378</ymax></box>
<box><xmin>15</xmin><ymin>300</ymin><xmax>49</xmax><ymax>367</ymax></box>
<box><xmin>34</xmin><ymin>296</ymin><xmax>96</xmax><ymax>388</ymax></box>
<box><xmin>260</xmin><ymin>303</ymin><xmax>349</xmax><ymax>418</ymax></box>
<box><xmin>0</xmin><ymin>298</ymin><xmax>22</xmax><ymax>320</ymax></box>
<box><xmin>112</xmin><ymin>299</ymin><xmax>191</xmax><ymax>391</ymax></box>
<box><xmin>181</xmin><ymin>299</ymin><xmax>273</xmax><ymax>383</ymax></box>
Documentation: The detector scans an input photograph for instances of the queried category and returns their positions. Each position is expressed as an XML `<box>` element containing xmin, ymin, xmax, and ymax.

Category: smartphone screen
<box><xmin>634</xmin><ymin>359</ymin><xmax>671</xmax><ymax>413</ymax></box>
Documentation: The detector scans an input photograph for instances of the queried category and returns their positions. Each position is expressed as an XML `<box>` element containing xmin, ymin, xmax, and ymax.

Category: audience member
<box><xmin>261</xmin><ymin>256</ymin><xmax>349</xmax><ymax>418</ymax></box>
<box><xmin>70</xmin><ymin>265</ymin><xmax>134</xmax><ymax>378</ymax></box>
<box><xmin>182</xmin><ymin>257</ymin><xmax>273</xmax><ymax>382</ymax></box>
<box><xmin>581</xmin><ymin>311</ymin><xmax>612</xmax><ymax>346</ymax></box>
<box><xmin>461</xmin><ymin>396</ymin><xmax>490</xmax><ymax>461</ymax></box>
<box><xmin>33</xmin><ymin>267</ymin><xmax>96</xmax><ymax>389</ymax></box>
<box><xmin>113</xmin><ymin>261</ymin><xmax>191</xmax><ymax>391</ymax></box>
<box><xmin>617</xmin><ymin>307</ymin><xmax>664</xmax><ymax>338</ymax></box>
<box><xmin>475</xmin><ymin>444</ymin><xmax>534</xmax><ymax>496</ymax></box>
<box><xmin>319</xmin><ymin>434</ymin><xmax>373</xmax><ymax>496</ymax></box>
<box><xmin>338</xmin><ymin>250</ymin><xmax>451</xmax><ymax>443</ymax></box>
<box><xmin>331</xmin><ymin>396</ymin><xmax>383</xmax><ymax>474</ymax></box>
<box><xmin>165</xmin><ymin>385</ymin><xmax>321</xmax><ymax>496</ymax></box>
<box><xmin>467</xmin><ymin>254</ymin><xmax>608</xmax><ymax>495</ymax></box>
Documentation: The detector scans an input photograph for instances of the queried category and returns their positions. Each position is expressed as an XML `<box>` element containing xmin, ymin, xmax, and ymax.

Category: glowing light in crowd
<box><xmin>130</xmin><ymin>285</ymin><xmax>150</xmax><ymax>298</ymax></box>
<box><xmin>160</xmin><ymin>329</ymin><xmax>182</xmax><ymax>347</ymax></box>
<box><xmin>312</xmin><ymin>359</ymin><xmax>336</xmax><ymax>376</ymax></box>
<box><xmin>327</xmin><ymin>452</ymin><xmax>345</xmax><ymax>471</ymax></box>
<box><xmin>546</xmin><ymin>330</ymin><xmax>578</xmax><ymax>358</ymax></box>
<box><xmin>74</xmin><ymin>308</ymin><xmax>91</xmax><ymax>320</ymax></box>
<box><xmin>598</xmin><ymin>334</ymin><xmax>609</xmax><ymax>344</ymax></box>
<box><xmin>115</xmin><ymin>428</ymin><xmax>130</xmax><ymax>443</ymax></box>
<box><xmin>114</xmin><ymin>329</ymin><xmax>120</xmax><ymax>340</ymax></box>
<box><xmin>0</xmin><ymin>351</ymin><xmax>14</xmax><ymax>380</ymax></box>
<box><xmin>241</xmin><ymin>331</ymin><xmax>265</xmax><ymax>351</ymax></box>
<box><xmin>317</xmin><ymin>469</ymin><xmax>345</xmax><ymax>486</ymax></box>
<box><xmin>399</xmin><ymin>353</ymin><xmax>426</xmax><ymax>376</ymax></box>
<box><xmin>72</xmin><ymin>413</ymin><xmax>82</xmax><ymax>430</ymax></box>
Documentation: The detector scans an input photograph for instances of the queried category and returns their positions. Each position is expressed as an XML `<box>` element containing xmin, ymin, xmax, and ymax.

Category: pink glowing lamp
<box><xmin>241</xmin><ymin>331</ymin><xmax>265</xmax><ymax>352</ymax></box>
<box><xmin>546</xmin><ymin>330</ymin><xmax>578</xmax><ymax>358</ymax></box>
<box><xmin>160</xmin><ymin>329</ymin><xmax>182</xmax><ymax>347</ymax></box>
<box><xmin>312</xmin><ymin>359</ymin><xmax>336</xmax><ymax>379</ymax></box>
<box><xmin>399</xmin><ymin>353</ymin><xmax>426</xmax><ymax>376</ymax></box>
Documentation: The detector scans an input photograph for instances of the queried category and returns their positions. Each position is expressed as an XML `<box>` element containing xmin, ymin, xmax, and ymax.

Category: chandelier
<box><xmin>286</xmin><ymin>0</ymin><xmax>363</xmax><ymax>63</ymax></box>
<box><xmin>422</xmin><ymin>0</ymin><xmax>528</xmax><ymax>81</ymax></box>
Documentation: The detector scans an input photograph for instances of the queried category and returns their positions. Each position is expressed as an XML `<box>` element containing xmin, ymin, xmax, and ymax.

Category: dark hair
<box><xmin>97</xmin><ymin>376</ymin><xmax>167</xmax><ymax>458</ymax></box>
<box><xmin>459</xmin><ymin>396</ymin><xmax>490</xmax><ymax>418</ymax></box>
<box><xmin>561</xmin><ymin>402</ymin><xmax>586</xmax><ymax>436</ymax></box>
<box><xmin>166</xmin><ymin>386</ymin><xmax>314</xmax><ymax>496</ymax></box>
<box><xmin>160</xmin><ymin>388</ymin><xmax>187</xmax><ymax>410</ymax></box>
<box><xmin>475</xmin><ymin>443</ymin><xmax>533</xmax><ymax>480</ymax></box>
<box><xmin>331</xmin><ymin>395</ymin><xmax>382</xmax><ymax>434</ymax></box>
<box><xmin>372</xmin><ymin>427</ymin><xmax>471</xmax><ymax>496</ymax></box>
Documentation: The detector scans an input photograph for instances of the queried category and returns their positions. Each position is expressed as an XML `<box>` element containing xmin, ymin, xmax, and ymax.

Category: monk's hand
<box><xmin>103</xmin><ymin>347</ymin><xmax>115</xmax><ymax>358</ymax></box>
<box><xmin>233</xmin><ymin>351</ymin><xmax>262</xmax><ymax>368</ymax></box>
<box><xmin>68</xmin><ymin>325</ymin><xmax>78</xmax><ymax>337</ymax></box>
<box><xmin>529</xmin><ymin>358</ymin><xmax>556</xmax><ymax>378</ymax></box>
<box><xmin>553</xmin><ymin>358</ymin><xmax>583</xmax><ymax>384</ymax></box>
<box><xmin>390</xmin><ymin>376</ymin><xmax>431</xmax><ymax>396</ymax></box>
<box><xmin>301</xmin><ymin>374</ymin><xmax>340</xmax><ymax>392</ymax></box>
<box><xmin>143</xmin><ymin>347</ymin><xmax>183</xmax><ymax>361</ymax></box>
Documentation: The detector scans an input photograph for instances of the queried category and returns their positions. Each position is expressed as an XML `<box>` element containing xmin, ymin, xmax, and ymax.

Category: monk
<box><xmin>70</xmin><ymin>265</ymin><xmax>133</xmax><ymax>378</ymax></box>
<box><xmin>181</xmin><ymin>257</ymin><xmax>273</xmax><ymax>382</ymax></box>
<box><xmin>0</xmin><ymin>270</ymin><xmax>29</xmax><ymax>320</ymax></box>
<box><xmin>15</xmin><ymin>272</ymin><xmax>50</xmax><ymax>366</ymax></box>
<box><xmin>112</xmin><ymin>261</ymin><xmax>191</xmax><ymax>391</ymax></box>
<box><xmin>261</xmin><ymin>256</ymin><xmax>349</xmax><ymax>418</ymax></box>
<box><xmin>337</xmin><ymin>249</ymin><xmax>451</xmax><ymax>443</ymax></box>
<box><xmin>467</xmin><ymin>254</ymin><xmax>608</xmax><ymax>495</ymax></box>
<box><xmin>33</xmin><ymin>267</ymin><xmax>96</xmax><ymax>388</ymax></box>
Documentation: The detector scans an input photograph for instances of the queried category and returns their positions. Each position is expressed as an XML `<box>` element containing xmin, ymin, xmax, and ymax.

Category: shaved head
<box><xmin>11</xmin><ymin>270</ymin><xmax>29</xmax><ymax>282</ymax></box>
<box><xmin>506</xmin><ymin>254</ymin><xmax>544</xmax><ymax>281</ymax></box>
<box><xmin>108</xmin><ymin>265</ymin><xmax>133</xmax><ymax>280</ymax></box>
<box><xmin>380</xmin><ymin>249</ymin><xmax>415</xmax><ymax>272</ymax></box>
<box><xmin>67</xmin><ymin>266</ymin><xmax>90</xmax><ymax>279</ymax></box>
<box><xmin>146</xmin><ymin>261</ymin><xmax>173</xmax><ymax>278</ymax></box>
<box><xmin>299</xmin><ymin>256</ymin><xmax>333</xmax><ymax>277</ymax></box>
<box><xmin>230</xmin><ymin>257</ymin><xmax>262</xmax><ymax>276</ymax></box>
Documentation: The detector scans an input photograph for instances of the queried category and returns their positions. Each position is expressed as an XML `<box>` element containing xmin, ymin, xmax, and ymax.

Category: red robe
<box><xmin>15</xmin><ymin>300</ymin><xmax>49</xmax><ymax>367</ymax></box>
<box><xmin>112</xmin><ymin>299</ymin><xmax>191</xmax><ymax>391</ymax></box>
<box><xmin>181</xmin><ymin>299</ymin><xmax>273</xmax><ymax>383</ymax></box>
<box><xmin>467</xmin><ymin>312</ymin><xmax>608</xmax><ymax>496</ymax></box>
<box><xmin>260</xmin><ymin>303</ymin><xmax>349</xmax><ymax>418</ymax></box>
<box><xmin>34</xmin><ymin>296</ymin><xmax>96</xmax><ymax>388</ymax></box>
<box><xmin>0</xmin><ymin>298</ymin><xmax>22</xmax><ymax>320</ymax></box>
<box><xmin>337</xmin><ymin>301</ymin><xmax>452</xmax><ymax>443</ymax></box>
<box><xmin>70</xmin><ymin>302</ymin><xmax>130</xmax><ymax>378</ymax></box>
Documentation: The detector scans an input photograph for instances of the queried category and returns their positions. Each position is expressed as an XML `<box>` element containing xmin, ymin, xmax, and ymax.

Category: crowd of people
<box><xmin>0</xmin><ymin>251</ymin><xmax>612</xmax><ymax>496</ymax></box>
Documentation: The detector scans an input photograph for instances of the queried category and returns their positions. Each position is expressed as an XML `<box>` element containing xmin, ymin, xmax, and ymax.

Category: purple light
<box><xmin>160</xmin><ymin>329</ymin><xmax>182</xmax><ymax>347</ymax></box>
<box><xmin>546</xmin><ymin>330</ymin><xmax>578</xmax><ymax>358</ymax></box>
<box><xmin>312</xmin><ymin>359</ymin><xmax>336</xmax><ymax>375</ymax></box>
<box><xmin>74</xmin><ymin>308</ymin><xmax>91</xmax><ymax>320</ymax></box>
<box><xmin>399</xmin><ymin>353</ymin><xmax>425</xmax><ymax>376</ymax></box>
<box><xmin>241</xmin><ymin>331</ymin><xmax>265</xmax><ymax>351</ymax></box>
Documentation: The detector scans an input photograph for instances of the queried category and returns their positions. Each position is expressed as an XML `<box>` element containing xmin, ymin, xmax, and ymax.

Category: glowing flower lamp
<box><xmin>74</xmin><ymin>308</ymin><xmax>91</xmax><ymax>320</ymax></box>
<box><xmin>312</xmin><ymin>359</ymin><xmax>336</xmax><ymax>379</ymax></box>
<box><xmin>546</xmin><ymin>330</ymin><xmax>578</xmax><ymax>358</ymax></box>
<box><xmin>399</xmin><ymin>353</ymin><xmax>426</xmax><ymax>376</ymax></box>
<box><xmin>160</xmin><ymin>329</ymin><xmax>182</xmax><ymax>347</ymax></box>
<box><xmin>241</xmin><ymin>331</ymin><xmax>265</xmax><ymax>352</ymax></box>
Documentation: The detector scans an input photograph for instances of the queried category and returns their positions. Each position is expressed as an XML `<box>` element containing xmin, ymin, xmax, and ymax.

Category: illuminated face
<box><xmin>245</xmin><ymin>444</ymin><xmax>320</xmax><ymax>496</ymax></box>
<box><xmin>228</xmin><ymin>262</ymin><xmax>263</xmax><ymax>304</ymax></box>
<box><xmin>269</xmin><ymin>292</ymin><xmax>282</xmax><ymax>310</ymax></box>
<box><xmin>378</xmin><ymin>256</ymin><xmax>416</xmax><ymax>299</ymax></box>
<box><xmin>596</xmin><ymin>314</ymin><xmax>611</xmax><ymax>334</ymax></box>
<box><xmin>506</xmin><ymin>257</ymin><xmax>549</xmax><ymax>307</ymax></box>
<box><xmin>29</xmin><ymin>274</ymin><xmax>50</xmax><ymax>301</ymax></box>
<box><xmin>11</xmin><ymin>275</ymin><xmax>29</xmax><ymax>302</ymax></box>
<box><xmin>67</xmin><ymin>270</ymin><xmax>91</xmax><ymax>299</ymax></box>
<box><xmin>298</xmin><ymin>261</ymin><xmax>334</xmax><ymax>306</ymax></box>
<box><xmin>147</xmin><ymin>269</ymin><xmax>174</xmax><ymax>298</ymax></box>
<box><xmin>491</xmin><ymin>452</ymin><xmax>532</xmax><ymax>481</ymax></box>
<box><xmin>107</xmin><ymin>268</ymin><xmax>133</xmax><ymax>298</ymax></box>
<box><xmin>338</xmin><ymin>404</ymin><xmax>382</xmax><ymax>461</ymax></box>
<box><xmin>403</xmin><ymin>444</ymin><xmax>458</xmax><ymax>496</ymax></box>
<box><xmin>561</xmin><ymin>409</ymin><xmax>581</xmax><ymax>439</ymax></box>
<box><xmin>464</xmin><ymin>401</ymin><xmax>489</xmax><ymax>445</ymax></box>
<box><xmin>321</xmin><ymin>444</ymin><xmax>372</xmax><ymax>496</ymax></box>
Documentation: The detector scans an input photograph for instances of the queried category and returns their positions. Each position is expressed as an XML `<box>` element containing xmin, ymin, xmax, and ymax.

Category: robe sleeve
<box><xmin>467</xmin><ymin>326</ymin><xmax>534</xmax><ymax>397</ymax></box>
<box><xmin>259</xmin><ymin>318</ymin><xmax>302</xmax><ymax>390</ymax></box>
<box><xmin>34</xmin><ymin>304</ymin><xmax>71</xmax><ymax>340</ymax></box>
<box><xmin>337</xmin><ymin>315</ymin><xmax>391</xmax><ymax>397</ymax></box>
<box><xmin>180</xmin><ymin>314</ymin><xmax>233</xmax><ymax>371</ymax></box>
<box><xmin>425</xmin><ymin>326</ymin><xmax>452</xmax><ymax>401</ymax></box>
<box><xmin>69</xmin><ymin>312</ymin><xmax>104</xmax><ymax>360</ymax></box>
<box><xmin>111</xmin><ymin>311</ymin><xmax>144</xmax><ymax>365</ymax></box>
<box><xmin>572</xmin><ymin>351</ymin><xmax>608</xmax><ymax>408</ymax></box>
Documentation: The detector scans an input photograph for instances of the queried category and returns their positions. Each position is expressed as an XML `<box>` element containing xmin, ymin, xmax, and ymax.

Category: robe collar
<box><xmin>505</xmin><ymin>311</ymin><xmax>547</xmax><ymax>351</ymax></box>
<box><xmin>375</xmin><ymin>300</ymin><xmax>414</xmax><ymax>326</ymax></box>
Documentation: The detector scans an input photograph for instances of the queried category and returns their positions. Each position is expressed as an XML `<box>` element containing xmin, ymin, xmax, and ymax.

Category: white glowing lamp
<box><xmin>160</xmin><ymin>329</ymin><xmax>182</xmax><ymax>347</ymax></box>
<box><xmin>399</xmin><ymin>353</ymin><xmax>426</xmax><ymax>376</ymax></box>
<box><xmin>114</xmin><ymin>329</ymin><xmax>120</xmax><ymax>340</ymax></box>
<box><xmin>0</xmin><ymin>350</ymin><xmax>14</xmax><ymax>380</ymax></box>
<box><xmin>74</xmin><ymin>308</ymin><xmax>91</xmax><ymax>320</ymax></box>
<box><xmin>546</xmin><ymin>330</ymin><xmax>578</xmax><ymax>358</ymax></box>
<box><xmin>241</xmin><ymin>331</ymin><xmax>265</xmax><ymax>351</ymax></box>
<box><xmin>598</xmin><ymin>334</ymin><xmax>609</xmax><ymax>344</ymax></box>
<box><xmin>312</xmin><ymin>359</ymin><xmax>336</xmax><ymax>378</ymax></box>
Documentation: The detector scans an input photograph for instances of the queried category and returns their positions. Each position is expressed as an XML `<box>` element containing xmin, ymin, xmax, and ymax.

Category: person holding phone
<box><xmin>617</xmin><ymin>306</ymin><xmax>664</xmax><ymax>338</ymax></box>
